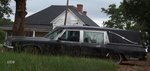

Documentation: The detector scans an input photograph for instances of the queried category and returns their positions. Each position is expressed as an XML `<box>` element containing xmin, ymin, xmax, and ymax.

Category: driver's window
<box><xmin>46</xmin><ymin>29</ymin><xmax>63</xmax><ymax>40</ymax></box>
<box><xmin>60</xmin><ymin>30</ymin><xmax>80</xmax><ymax>42</ymax></box>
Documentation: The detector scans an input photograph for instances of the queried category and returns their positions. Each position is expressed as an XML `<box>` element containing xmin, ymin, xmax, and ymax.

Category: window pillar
<box><xmin>33</xmin><ymin>31</ymin><xmax>35</xmax><ymax>37</ymax></box>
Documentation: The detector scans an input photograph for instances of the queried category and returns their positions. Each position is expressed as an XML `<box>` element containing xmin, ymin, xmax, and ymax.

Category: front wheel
<box><xmin>107</xmin><ymin>53</ymin><xmax>123</xmax><ymax>64</ymax></box>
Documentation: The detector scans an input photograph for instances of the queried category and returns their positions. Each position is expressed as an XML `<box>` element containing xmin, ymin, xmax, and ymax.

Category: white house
<box><xmin>0</xmin><ymin>4</ymin><xmax>99</xmax><ymax>37</ymax></box>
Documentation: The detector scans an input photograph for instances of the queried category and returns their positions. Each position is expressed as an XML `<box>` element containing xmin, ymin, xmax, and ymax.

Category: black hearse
<box><xmin>4</xmin><ymin>26</ymin><xmax>147</xmax><ymax>64</ymax></box>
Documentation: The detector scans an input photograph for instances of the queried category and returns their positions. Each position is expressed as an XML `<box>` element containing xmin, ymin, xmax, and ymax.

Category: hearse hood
<box><xmin>6</xmin><ymin>36</ymin><xmax>50</xmax><ymax>42</ymax></box>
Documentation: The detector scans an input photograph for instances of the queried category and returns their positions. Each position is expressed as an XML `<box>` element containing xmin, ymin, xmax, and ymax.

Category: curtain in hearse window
<box><xmin>108</xmin><ymin>31</ymin><xmax>137</xmax><ymax>44</ymax></box>
<box><xmin>84</xmin><ymin>31</ymin><xmax>104</xmax><ymax>44</ymax></box>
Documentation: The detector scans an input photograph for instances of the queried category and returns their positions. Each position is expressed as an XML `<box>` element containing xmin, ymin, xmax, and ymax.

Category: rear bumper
<box><xmin>148</xmin><ymin>47</ymin><xmax>150</xmax><ymax>52</ymax></box>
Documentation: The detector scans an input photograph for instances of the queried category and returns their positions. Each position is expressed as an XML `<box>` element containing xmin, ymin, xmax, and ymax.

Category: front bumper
<box><xmin>3</xmin><ymin>42</ymin><xmax>14</xmax><ymax>49</ymax></box>
<box><xmin>3</xmin><ymin>45</ymin><xmax>14</xmax><ymax>49</ymax></box>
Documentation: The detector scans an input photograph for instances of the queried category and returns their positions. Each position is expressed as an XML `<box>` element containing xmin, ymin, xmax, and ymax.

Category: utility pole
<box><xmin>64</xmin><ymin>0</ymin><xmax>69</xmax><ymax>25</ymax></box>
<box><xmin>13</xmin><ymin>0</ymin><xmax>27</xmax><ymax>36</ymax></box>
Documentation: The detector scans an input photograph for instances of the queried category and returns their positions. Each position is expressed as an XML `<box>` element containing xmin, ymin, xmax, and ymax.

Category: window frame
<box><xmin>57</xmin><ymin>29</ymin><xmax>81</xmax><ymax>43</ymax></box>
<box><xmin>81</xmin><ymin>30</ymin><xmax>109</xmax><ymax>44</ymax></box>
<box><xmin>45</xmin><ymin>28</ymin><xmax>64</xmax><ymax>40</ymax></box>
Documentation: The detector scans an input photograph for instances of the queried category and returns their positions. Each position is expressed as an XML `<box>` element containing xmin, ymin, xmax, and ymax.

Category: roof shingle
<box><xmin>25</xmin><ymin>5</ymin><xmax>99</xmax><ymax>27</ymax></box>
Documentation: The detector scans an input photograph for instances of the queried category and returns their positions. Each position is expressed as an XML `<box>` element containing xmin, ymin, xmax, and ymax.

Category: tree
<box><xmin>12</xmin><ymin>0</ymin><xmax>27</xmax><ymax>36</ymax></box>
<box><xmin>101</xmin><ymin>3</ymin><xmax>143</xmax><ymax>31</ymax></box>
<box><xmin>0</xmin><ymin>0</ymin><xmax>12</xmax><ymax>43</ymax></box>
<box><xmin>0</xmin><ymin>18</ymin><xmax>13</xmax><ymax>25</ymax></box>
<box><xmin>123</xmin><ymin>0</ymin><xmax>150</xmax><ymax>43</ymax></box>
<box><xmin>0</xmin><ymin>0</ymin><xmax>12</xmax><ymax>18</ymax></box>
<box><xmin>123</xmin><ymin>0</ymin><xmax>150</xmax><ymax>30</ymax></box>
<box><xmin>0</xmin><ymin>0</ymin><xmax>12</xmax><ymax>24</ymax></box>
<box><xmin>102</xmin><ymin>0</ymin><xmax>150</xmax><ymax>43</ymax></box>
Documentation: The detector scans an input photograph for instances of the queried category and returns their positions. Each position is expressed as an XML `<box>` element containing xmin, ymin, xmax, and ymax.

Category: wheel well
<box><xmin>107</xmin><ymin>50</ymin><xmax>126</xmax><ymax>61</ymax></box>
<box><xmin>23</xmin><ymin>45</ymin><xmax>42</xmax><ymax>52</ymax></box>
<box><xmin>121</xmin><ymin>54</ymin><xmax>127</xmax><ymax>61</ymax></box>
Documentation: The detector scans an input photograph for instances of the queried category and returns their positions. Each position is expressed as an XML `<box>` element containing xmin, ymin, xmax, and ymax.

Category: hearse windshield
<box><xmin>44</xmin><ymin>28</ymin><xmax>63</xmax><ymax>40</ymax></box>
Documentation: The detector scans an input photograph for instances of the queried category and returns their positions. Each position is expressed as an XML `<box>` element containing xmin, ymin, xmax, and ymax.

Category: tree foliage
<box><xmin>101</xmin><ymin>3</ymin><xmax>143</xmax><ymax>31</ymax></box>
<box><xmin>0</xmin><ymin>0</ymin><xmax>13</xmax><ymax>25</ymax></box>
<box><xmin>123</xmin><ymin>0</ymin><xmax>150</xmax><ymax>43</ymax></box>
<box><xmin>0</xmin><ymin>18</ymin><xmax>13</xmax><ymax>25</ymax></box>
<box><xmin>0</xmin><ymin>0</ymin><xmax>12</xmax><ymax>18</ymax></box>
<box><xmin>102</xmin><ymin>0</ymin><xmax>150</xmax><ymax>43</ymax></box>
<box><xmin>0</xmin><ymin>0</ymin><xmax>12</xmax><ymax>43</ymax></box>
<box><xmin>123</xmin><ymin>0</ymin><xmax>150</xmax><ymax>30</ymax></box>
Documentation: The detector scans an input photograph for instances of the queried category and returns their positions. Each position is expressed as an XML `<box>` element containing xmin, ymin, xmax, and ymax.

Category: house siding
<box><xmin>52</xmin><ymin>9</ymin><xmax>84</xmax><ymax>29</ymax></box>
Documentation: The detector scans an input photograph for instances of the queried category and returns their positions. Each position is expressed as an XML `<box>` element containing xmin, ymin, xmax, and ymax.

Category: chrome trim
<box><xmin>145</xmin><ymin>48</ymin><xmax>148</xmax><ymax>52</ymax></box>
<box><xmin>145</xmin><ymin>46</ymin><xmax>148</xmax><ymax>52</ymax></box>
<box><xmin>7</xmin><ymin>45</ymin><xmax>14</xmax><ymax>48</ymax></box>
<box><xmin>3</xmin><ymin>42</ymin><xmax>14</xmax><ymax>49</ymax></box>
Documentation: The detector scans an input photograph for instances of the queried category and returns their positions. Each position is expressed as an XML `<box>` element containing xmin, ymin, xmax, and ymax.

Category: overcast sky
<box><xmin>9</xmin><ymin>0</ymin><xmax>122</xmax><ymax>26</ymax></box>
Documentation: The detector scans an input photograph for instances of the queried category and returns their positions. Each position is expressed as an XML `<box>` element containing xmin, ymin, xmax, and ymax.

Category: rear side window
<box><xmin>83</xmin><ymin>31</ymin><xmax>104</xmax><ymax>44</ymax></box>
<box><xmin>108</xmin><ymin>31</ymin><xmax>138</xmax><ymax>44</ymax></box>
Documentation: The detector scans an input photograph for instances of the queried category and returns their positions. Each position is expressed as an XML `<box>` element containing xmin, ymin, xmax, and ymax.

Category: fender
<box><xmin>105</xmin><ymin>49</ymin><xmax>127</xmax><ymax>61</ymax></box>
<box><xmin>22</xmin><ymin>44</ymin><xmax>43</xmax><ymax>52</ymax></box>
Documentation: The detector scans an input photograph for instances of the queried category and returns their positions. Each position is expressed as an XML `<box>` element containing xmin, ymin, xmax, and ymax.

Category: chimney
<box><xmin>83</xmin><ymin>11</ymin><xmax>87</xmax><ymax>15</ymax></box>
<box><xmin>76</xmin><ymin>4</ymin><xmax>83</xmax><ymax>13</ymax></box>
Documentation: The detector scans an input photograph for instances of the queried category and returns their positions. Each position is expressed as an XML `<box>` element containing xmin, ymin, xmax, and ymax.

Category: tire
<box><xmin>23</xmin><ymin>45</ymin><xmax>41</xmax><ymax>54</ymax></box>
<box><xmin>107</xmin><ymin>53</ymin><xmax>123</xmax><ymax>64</ymax></box>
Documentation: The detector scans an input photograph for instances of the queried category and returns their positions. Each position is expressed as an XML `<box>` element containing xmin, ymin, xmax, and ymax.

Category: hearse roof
<box><xmin>56</xmin><ymin>26</ymin><xmax>142</xmax><ymax>44</ymax></box>
<box><xmin>57</xmin><ymin>26</ymin><xmax>134</xmax><ymax>32</ymax></box>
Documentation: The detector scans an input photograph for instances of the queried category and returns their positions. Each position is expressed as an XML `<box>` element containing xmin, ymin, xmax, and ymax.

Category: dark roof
<box><xmin>25</xmin><ymin>5</ymin><xmax>99</xmax><ymax>26</ymax></box>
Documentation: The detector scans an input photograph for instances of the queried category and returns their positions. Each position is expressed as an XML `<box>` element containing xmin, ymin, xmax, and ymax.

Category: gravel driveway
<box><xmin>118</xmin><ymin>53</ymin><xmax>150</xmax><ymax>71</ymax></box>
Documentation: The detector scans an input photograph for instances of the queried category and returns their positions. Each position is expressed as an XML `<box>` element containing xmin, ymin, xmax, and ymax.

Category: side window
<box><xmin>60</xmin><ymin>31</ymin><xmax>80</xmax><ymax>42</ymax></box>
<box><xmin>84</xmin><ymin>31</ymin><xmax>104</xmax><ymax>44</ymax></box>
<box><xmin>45</xmin><ymin>29</ymin><xmax>63</xmax><ymax>40</ymax></box>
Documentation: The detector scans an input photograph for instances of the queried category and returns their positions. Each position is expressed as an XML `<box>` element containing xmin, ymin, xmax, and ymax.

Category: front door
<box><xmin>58</xmin><ymin>30</ymin><xmax>81</xmax><ymax>56</ymax></box>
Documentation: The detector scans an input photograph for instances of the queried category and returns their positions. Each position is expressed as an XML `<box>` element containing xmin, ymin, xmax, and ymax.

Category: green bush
<box><xmin>0</xmin><ymin>30</ymin><xmax>5</xmax><ymax>44</ymax></box>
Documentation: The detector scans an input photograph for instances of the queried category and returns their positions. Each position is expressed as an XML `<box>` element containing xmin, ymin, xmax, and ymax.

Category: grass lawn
<box><xmin>0</xmin><ymin>52</ymin><xmax>118</xmax><ymax>71</ymax></box>
<box><xmin>0</xmin><ymin>44</ymin><xmax>3</xmax><ymax>51</ymax></box>
<box><xmin>0</xmin><ymin>44</ymin><xmax>2</xmax><ymax>48</ymax></box>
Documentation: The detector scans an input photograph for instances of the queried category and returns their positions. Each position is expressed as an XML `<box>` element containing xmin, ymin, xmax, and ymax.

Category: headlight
<box><xmin>4</xmin><ymin>40</ymin><xmax>12</xmax><ymax>46</ymax></box>
<box><xmin>3</xmin><ymin>40</ymin><xmax>14</xmax><ymax>49</ymax></box>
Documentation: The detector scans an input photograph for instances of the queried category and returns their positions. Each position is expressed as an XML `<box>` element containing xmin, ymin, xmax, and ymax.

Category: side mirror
<box><xmin>58</xmin><ymin>37</ymin><xmax>62</xmax><ymax>40</ymax></box>
<box><xmin>57</xmin><ymin>37</ymin><xmax>61</xmax><ymax>42</ymax></box>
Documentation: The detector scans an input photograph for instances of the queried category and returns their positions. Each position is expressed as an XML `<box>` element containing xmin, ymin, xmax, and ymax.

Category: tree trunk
<box><xmin>12</xmin><ymin>0</ymin><xmax>27</xmax><ymax>36</ymax></box>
